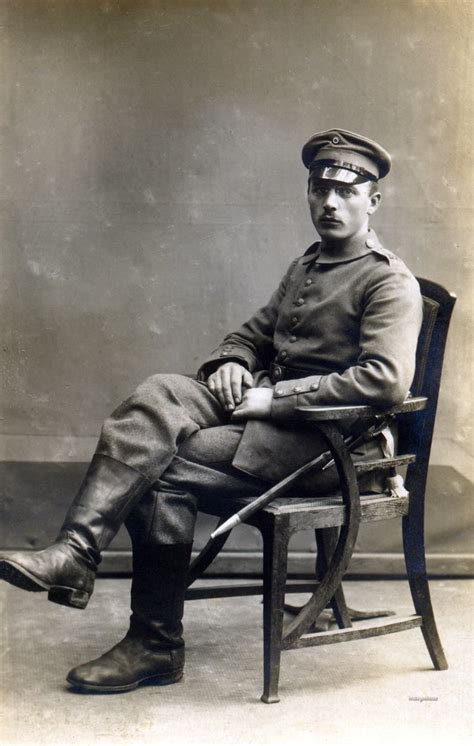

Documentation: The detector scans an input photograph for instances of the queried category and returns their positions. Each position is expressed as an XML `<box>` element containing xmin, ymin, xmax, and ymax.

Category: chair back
<box><xmin>398</xmin><ymin>278</ymin><xmax>456</xmax><ymax>500</ymax></box>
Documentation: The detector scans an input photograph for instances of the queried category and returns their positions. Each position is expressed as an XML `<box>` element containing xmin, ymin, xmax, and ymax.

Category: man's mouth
<box><xmin>318</xmin><ymin>216</ymin><xmax>341</xmax><ymax>225</ymax></box>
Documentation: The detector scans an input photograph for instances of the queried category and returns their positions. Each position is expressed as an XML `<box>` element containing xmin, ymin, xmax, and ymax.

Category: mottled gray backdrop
<box><xmin>0</xmin><ymin>0</ymin><xmax>472</xmax><ymax>570</ymax></box>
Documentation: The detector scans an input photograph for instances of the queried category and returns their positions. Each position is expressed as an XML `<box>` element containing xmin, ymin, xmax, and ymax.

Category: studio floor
<box><xmin>1</xmin><ymin>578</ymin><xmax>472</xmax><ymax>746</ymax></box>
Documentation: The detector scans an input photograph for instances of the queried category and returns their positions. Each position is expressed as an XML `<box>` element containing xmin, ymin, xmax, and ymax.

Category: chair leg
<box><xmin>316</xmin><ymin>528</ymin><xmax>352</xmax><ymax>628</ymax></box>
<box><xmin>260</xmin><ymin>515</ymin><xmax>291</xmax><ymax>704</ymax></box>
<box><xmin>403</xmin><ymin>514</ymin><xmax>448</xmax><ymax>670</ymax></box>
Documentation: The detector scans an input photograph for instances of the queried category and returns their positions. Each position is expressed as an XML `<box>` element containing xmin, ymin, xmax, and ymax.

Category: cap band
<box><xmin>309</xmin><ymin>159</ymin><xmax>377</xmax><ymax>184</ymax></box>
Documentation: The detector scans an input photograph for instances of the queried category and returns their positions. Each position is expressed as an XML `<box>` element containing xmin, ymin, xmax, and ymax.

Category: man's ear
<box><xmin>367</xmin><ymin>191</ymin><xmax>382</xmax><ymax>215</ymax></box>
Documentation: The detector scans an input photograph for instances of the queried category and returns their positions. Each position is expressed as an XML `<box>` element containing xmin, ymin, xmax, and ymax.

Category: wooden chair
<box><xmin>184</xmin><ymin>278</ymin><xmax>456</xmax><ymax>703</ymax></box>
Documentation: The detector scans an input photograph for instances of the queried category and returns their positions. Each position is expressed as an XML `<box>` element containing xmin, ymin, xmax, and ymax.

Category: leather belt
<box><xmin>269</xmin><ymin>362</ymin><xmax>321</xmax><ymax>384</ymax></box>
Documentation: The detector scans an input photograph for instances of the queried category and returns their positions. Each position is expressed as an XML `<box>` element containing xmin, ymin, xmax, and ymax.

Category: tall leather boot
<box><xmin>66</xmin><ymin>487</ymin><xmax>197</xmax><ymax>692</ymax></box>
<box><xmin>0</xmin><ymin>454</ymin><xmax>151</xmax><ymax>609</ymax></box>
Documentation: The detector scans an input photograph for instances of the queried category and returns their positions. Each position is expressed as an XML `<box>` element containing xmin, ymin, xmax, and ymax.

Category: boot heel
<box><xmin>48</xmin><ymin>586</ymin><xmax>90</xmax><ymax>609</ymax></box>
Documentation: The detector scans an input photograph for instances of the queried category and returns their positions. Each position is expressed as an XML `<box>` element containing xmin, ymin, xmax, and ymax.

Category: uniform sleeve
<box><xmin>197</xmin><ymin>260</ymin><xmax>298</xmax><ymax>381</ymax></box>
<box><xmin>271</xmin><ymin>266</ymin><xmax>423</xmax><ymax>419</ymax></box>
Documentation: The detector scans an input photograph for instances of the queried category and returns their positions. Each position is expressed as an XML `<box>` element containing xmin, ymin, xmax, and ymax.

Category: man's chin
<box><xmin>316</xmin><ymin>225</ymin><xmax>345</xmax><ymax>240</ymax></box>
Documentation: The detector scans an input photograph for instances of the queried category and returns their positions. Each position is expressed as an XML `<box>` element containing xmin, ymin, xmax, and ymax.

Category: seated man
<box><xmin>0</xmin><ymin>129</ymin><xmax>423</xmax><ymax>693</ymax></box>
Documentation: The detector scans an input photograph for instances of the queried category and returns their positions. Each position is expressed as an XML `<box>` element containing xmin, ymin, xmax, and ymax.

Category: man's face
<box><xmin>307</xmin><ymin>177</ymin><xmax>381</xmax><ymax>242</ymax></box>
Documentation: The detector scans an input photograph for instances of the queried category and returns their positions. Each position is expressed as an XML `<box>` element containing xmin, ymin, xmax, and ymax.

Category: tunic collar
<box><xmin>303</xmin><ymin>228</ymin><xmax>383</xmax><ymax>266</ymax></box>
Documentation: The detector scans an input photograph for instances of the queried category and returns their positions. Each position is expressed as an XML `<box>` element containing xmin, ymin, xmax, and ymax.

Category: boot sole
<box><xmin>0</xmin><ymin>560</ymin><xmax>48</xmax><ymax>592</ymax></box>
<box><xmin>66</xmin><ymin>670</ymin><xmax>184</xmax><ymax>693</ymax></box>
<box><xmin>0</xmin><ymin>560</ymin><xmax>90</xmax><ymax>610</ymax></box>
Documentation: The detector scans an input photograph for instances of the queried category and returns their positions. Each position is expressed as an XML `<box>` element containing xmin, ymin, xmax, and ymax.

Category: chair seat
<box><xmin>197</xmin><ymin>490</ymin><xmax>410</xmax><ymax>529</ymax></box>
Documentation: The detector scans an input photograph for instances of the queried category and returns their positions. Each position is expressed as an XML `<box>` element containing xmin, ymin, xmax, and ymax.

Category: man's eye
<box><xmin>337</xmin><ymin>188</ymin><xmax>354</xmax><ymax>197</ymax></box>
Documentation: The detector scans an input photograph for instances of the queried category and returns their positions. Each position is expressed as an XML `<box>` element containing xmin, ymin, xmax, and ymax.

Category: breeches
<box><xmin>96</xmin><ymin>374</ymin><xmax>229</xmax><ymax>482</ymax></box>
<box><xmin>96</xmin><ymin>372</ymin><xmax>343</xmax><ymax>493</ymax></box>
<box><xmin>98</xmin><ymin>373</ymin><xmax>284</xmax><ymax>546</ymax></box>
<box><xmin>96</xmin><ymin>373</ymin><xmax>381</xmax><ymax>545</ymax></box>
<box><xmin>96</xmin><ymin>373</ymin><xmax>272</xmax><ymax>490</ymax></box>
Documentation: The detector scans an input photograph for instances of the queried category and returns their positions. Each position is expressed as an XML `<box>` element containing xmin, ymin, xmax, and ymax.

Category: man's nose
<box><xmin>322</xmin><ymin>190</ymin><xmax>338</xmax><ymax>210</ymax></box>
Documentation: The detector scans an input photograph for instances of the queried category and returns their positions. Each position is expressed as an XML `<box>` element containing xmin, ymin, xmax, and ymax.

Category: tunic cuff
<box><xmin>271</xmin><ymin>375</ymin><xmax>323</xmax><ymax>420</ymax></box>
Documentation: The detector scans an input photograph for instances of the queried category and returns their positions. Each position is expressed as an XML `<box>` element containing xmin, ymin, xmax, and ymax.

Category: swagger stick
<box><xmin>210</xmin><ymin>417</ymin><xmax>388</xmax><ymax>539</ymax></box>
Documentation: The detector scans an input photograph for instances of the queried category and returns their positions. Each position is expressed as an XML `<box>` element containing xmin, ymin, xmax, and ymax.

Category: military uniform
<box><xmin>91</xmin><ymin>221</ymin><xmax>422</xmax><ymax>502</ymax></box>
<box><xmin>89</xmin><ymin>130</ymin><xmax>422</xmax><ymax>494</ymax></box>
<box><xmin>0</xmin><ymin>128</ymin><xmax>425</xmax><ymax>694</ymax></box>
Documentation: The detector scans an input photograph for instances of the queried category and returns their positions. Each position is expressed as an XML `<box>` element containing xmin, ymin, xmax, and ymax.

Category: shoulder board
<box><xmin>371</xmin><ymin>245</ymin><xmax>401</xmax><ymax>265</ymax></box>
<box><xmin>303</xmin><ymin>241</ymin><xmax>320</xmax><ymax>256</ymax></box>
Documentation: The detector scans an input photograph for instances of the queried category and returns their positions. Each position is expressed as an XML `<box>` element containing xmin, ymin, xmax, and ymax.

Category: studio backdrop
<box><xmin>1</xmin><ymin>0</ymin><xmax>472</xmax><ymax>575</ymax></box>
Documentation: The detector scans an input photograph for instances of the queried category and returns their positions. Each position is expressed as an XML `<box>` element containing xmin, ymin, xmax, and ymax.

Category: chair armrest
<box><xmin>295</xmin><ymin>396</ymin><xmax>427</xmax><ymax>421</ymax></box>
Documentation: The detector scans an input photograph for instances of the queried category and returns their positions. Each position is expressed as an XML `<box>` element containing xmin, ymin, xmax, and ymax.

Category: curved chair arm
<box><xmin>295</xmin><ymin>396</ymin><xmax>427</xmax><ymax>421</ymax></box>
<box><xmin>281</xmin><ymin>419</ymin><xmax>362</xmax><ymax>648</ymax></box>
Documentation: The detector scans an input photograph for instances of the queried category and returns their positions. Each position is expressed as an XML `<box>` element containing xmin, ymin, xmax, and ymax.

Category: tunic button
<box><xmin>310</xmin><ymin>383</ymin><xmax>319</xmax><ymax>390</ymax></box>
<box><xmin>291</xmin><ymin>316</ymin><xmax>298</xmax><ymax>324</ymax></box>
<box><xmin>289</xmin><ymin>336</ymin><xmax>297</xmax><ymax>343</ymax></box>
<box><xmin>366</xmin><ymin>238</ymin><xmax>375</xmax><ymax>249</ymax></box>
<box><xmin>279</xmin><ymin>351</ymin><xmax>288</xmax><ymax>360</ymax></box>
<box><xmin>305</xmin><ymin>278</ymin><xmax>312</xmax><ymax>286</ymax></box>
<box><xmin>275</xmin><ymin>389</ymin><xmax>283</xmax><ymax>396</ymax></box>
<box><xmin>296</xmin><ymin>298</ymin><xmax>305</xmax><ymax>306</ymax></box>
<box><xmin>272</xmin><ymin>365</ymin><xmax>282</xmax><ymax>380</ymax></box>
<box><xmin>293</xmin><ymin>385</ymin><xmax>303</xmax><ymax>393</ymax></box>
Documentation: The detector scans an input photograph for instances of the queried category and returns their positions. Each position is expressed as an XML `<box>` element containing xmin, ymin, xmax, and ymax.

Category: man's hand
<box><xmin>231</xmin><ymin>388</ymin><xmax>273</xmax><ymax>421</ymax></box>
<box><xmin>207</xmin><ymin>362</ymin><xmax>254</xmax><ymax>412</ymax></box>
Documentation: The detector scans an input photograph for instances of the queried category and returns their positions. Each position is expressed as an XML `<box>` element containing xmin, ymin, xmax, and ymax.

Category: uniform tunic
<box><xmin>197</xmin><ymin>228</ymin><xmax>423</xmax><ymax>483</ymax></box>
<box><xmin>97</xmin><ymin>227</ymin><xmax>422</xmax><ymax>496</ymax></box>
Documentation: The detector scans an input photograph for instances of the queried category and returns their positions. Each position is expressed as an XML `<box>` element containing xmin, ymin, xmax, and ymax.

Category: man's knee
<box><xmin>117</xmin><ymin>373</ymin><xmax>196</xmax><ymax>411</ymax></box>
<box><xmin>98</xmin><ymin>372</ymin><xmax>218</xmax><ymax>448</ymax></box>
